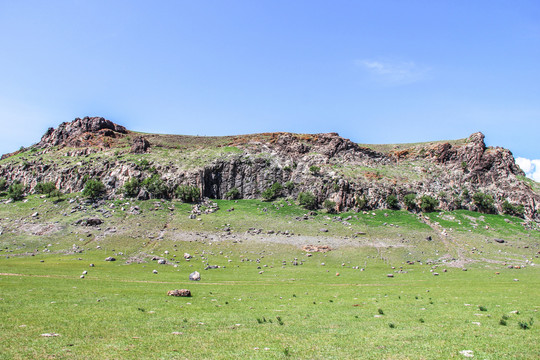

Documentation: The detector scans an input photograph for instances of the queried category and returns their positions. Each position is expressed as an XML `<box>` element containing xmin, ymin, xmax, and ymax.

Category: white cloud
<box><xmin>516</xmin><ymin>157</ymin><xmax>540</xmax><ymax>182</ymax></box>
<box><xmin>356</xmin><ymin>59</ymin><xmax>430</xmax><ymax>85</ymax></box>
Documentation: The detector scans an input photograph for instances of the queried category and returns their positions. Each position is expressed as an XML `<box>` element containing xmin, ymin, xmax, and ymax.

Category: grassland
<box><xmin>1</xmin><ymin>195</ymin><xmax>539</xmax><ymax>359</ymax></box>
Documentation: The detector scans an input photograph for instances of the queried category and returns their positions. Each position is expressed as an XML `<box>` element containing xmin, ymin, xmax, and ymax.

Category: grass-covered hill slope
<box><xmin>0</xmin><ymin>116</ymin><xmax>539</xmax><ymax>221</ymax></box>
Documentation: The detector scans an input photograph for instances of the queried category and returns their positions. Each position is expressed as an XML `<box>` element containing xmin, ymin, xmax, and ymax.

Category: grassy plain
<box><xmin>0</xmin><ymin>195</ymin><xmax>539</xmax><ymax>359</ymax></box>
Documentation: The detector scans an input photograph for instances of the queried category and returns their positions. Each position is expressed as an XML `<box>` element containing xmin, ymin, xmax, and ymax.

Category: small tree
<box><xmin>323</xmin><ymin>199</ymin><xmax>337</xmax><ymax>213</ymax></box>
<box><xmin>403</xmin><ymin>193</ymin><xmax>417</xmax><ymax>211</ymax></box>
<box><xmin>82</xmin><ymin>179</ymin><xmax>106</xmax><ymax>200</ymax></box>
<box><xmin>225</xmin><ymin>187</ymin><xmax>240</xmax><ymax>200</ymax></box>
<box><xmin>386</xmin><ymin>194</ymin><xmax>399</xmax><ymax>210</ymax></box>
<box><xmin>0</xmin><ymin>178</ymin><xmax>7</xmax><ymax>191</ymax></box>
<box><xmin>122</xmin><ymin>178</ymin><xmax>141</xmax><ymax>198</ymax></box>
<box><xmin>8</xmin><ymin>182</ymin><xmax>24</xmax><ymax>201</ymax></box>
<box><xmin>175</xmin><ymin>185</ymin><xmax>200</xmax><ymax>203</ymax></box>
<box><xmin>298</xmin><ymin>191</ymin><xmax>317</xmax><ymax>210</ymax></box>
<box><xmin>420</xmin><ymin>195</ymin><xmax>438</xmax><ymax>213</ymax></box>
<box><xmin>472</xmin><ymin>192</ymin><xmax>495</xmax><ymax>213</ymax></box>
<box><xmin>35</xmin><ymin>182</ymin><xmax>57</xmax><ymax>197</ymax></box>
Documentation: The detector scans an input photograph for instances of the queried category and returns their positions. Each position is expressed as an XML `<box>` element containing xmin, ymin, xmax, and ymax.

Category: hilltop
<box><xmin>0</xmin><ymin>116</ymin><xmax>539</xmax><ymax>220</ymax></box>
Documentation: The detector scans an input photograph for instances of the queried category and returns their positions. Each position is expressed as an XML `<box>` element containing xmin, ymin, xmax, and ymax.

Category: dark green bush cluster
<box><xmin>262</xmin><ymin>182</ymin><xmax>283</xmax><ymax>201</ymax></box>
<box><xmin>175</xmin><ymin>184</ymin><xmax>200</xmax><ymax>203</ymax></box>
<box><xmin>472</xmin><ymin>192</ymin><xmax>495</xmax><ymax>213</ymax></box>
<box><xmin>142</xmin><ymin>174</ymin><xmax>169</xmax><ymax>199</ymax></box>
<box><xmin>8</xmin><ymin>182</ymin><xmax>25</xmax><ymax>201</ymax></box>
<box><xmin>0</xmin><ymin>178</ymin><xmax>7</xmax><ymax>191</ymax></box>
<box><xmin>386</xmin><ymin>195</ymin><xmax>399</xmax><ymax>210</ymax></box>
<box><xmin>225</xmin><ymin>187</ymin><xmax>240</xmax><ymax>200</ymax></box>
<box><xmin>82</xmin><ymin>179</ymin><xmax>106</xmax><ymax>200</ymax></box>
<box><xmin>420</xmin><ymin>195</ymin><xmax>438</xmax><ymax>213</ymax></box>
<box><xmin>298</xmin><ymin>191</ymin><xmax>317</xmax><ymax>209</ymax></box>
<box><xmin>122</xmin><ymin>178</ymin><xmax>141</xmax><ymax>198</ymax></box>
<box><xmin>35</xmin><ymin>182</ymin><xmax>60</xmax><ymax>198</ymax></box>
<box><xmin>502</xmin><ymin>200</ymin><xmax>525</xmax><ymax>218</ymax></box>
<box><xmin>403</xmin><ymin>193</ymin><xmax>417</xmax><ymax>211</ymax></box>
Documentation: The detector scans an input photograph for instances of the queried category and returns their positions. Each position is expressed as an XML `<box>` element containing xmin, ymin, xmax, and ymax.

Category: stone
<box><xmin>153</xmin><ymin>270</ymin><xmax>158</xmax><ymax>274</ymax></box>
<box><xmin>494</xmin><ymin>238</ymin><xmax>505</xmax><ymax>243</ymax></box>
<box><xmin>189</xmin><ymin>271</ymin><xmax>201</xmax><ymax>281</ymax></box>
<box><xmin>157</xmin><ymin>259</ymin><xmax>166</xmax><ymax>265</ymax></box>
<box><xmin>105</xmin><ymin>257</ymin><xmax>116</xmax><ymax>261</ymax></box>
<box><xmin>130</xmin><ymin>136</ymin><xmax>150</xmax><ymax>154</ymax></box>
<box><xmin>387</xmin><ymin>274</ymin><xmax>394</xmax><ymax>278</ymax></box>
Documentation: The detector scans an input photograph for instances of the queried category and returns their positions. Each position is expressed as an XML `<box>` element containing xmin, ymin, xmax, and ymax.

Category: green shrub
<box><xmin>284</xmin><ymin>181</ymin><xmax>295</xmax><ymax>191</ymax></box>
<box><xmin>262</xmin><ymin>182</ymin><xmax>283</xmax><ymax>201</ymax></box>
<box><xmin>355</xmin><ymin>194</ymin><xmax>368</xmax><ymax>210</ymax></box>
<box><xmin>386</xmin><ymin>195</ymin><xmax>399</xmax><ymax>210</ymax></box>
<box><xmin>175</xmin><ymin>184</ymin><xmax>200</xmax><ymax>203</ymax></box>
<box><xmin>138</xmin><ymin>159</ymin><xmax>150</xmax><ymax>171</ymax></box>
<box><xmin>403</xmin><ymin>193</ymin><xmax>417</xmax><ymax>211</ymax></box>
<box><xmin>420</xmin><ymin>195</ymin><xmax>438</xmax><ymax>213</ymax></box>
<box><xmin>0</xmin><ymin>178</ymin><xmax>6</xmax><ymax>191</ymax></box>
<box><xmin>82</xmin><ymin>179</ymin><xmax>105</xmax><ymax>200</ymax></box>
<box><xmin>7</xmin><ymin>182</ymin><xmax>25</xmax><ymax>201</ymax></box>
<box><xmin>472</xmin><ymin>192</ymin><xmax>495</xmax><ymax>213</ymax></box>
<box><xmin>502</xmin><ymin>200</ymin><xmax>524</xmax><ymax>218</ymax></box>
<box><xmin>309</xmin><ymin>165</ymin><xmax>320</xmax><ymax>175</ymax></box>
<box><xmin>122</xmin><ymin>178</ymin><xmax>141</xmax><ymax>198</ymax></box>
<box><xmin>35</xmin><ymin>182</ymin><xmax>57</xmax><ymax>197</ymax></box>
<box><xmin>323</xmin><ymin>199</ymin><xmax>337</xmax><ymax>213</ymax></box>
<box><xmin>298</xmin><ymin>191</ymin><xmax>317</xmax><ymax>210</ymax></box>
<box><xmin>142</xmin><ymin>174</ymin><xmax>169</xmax><ymax>199</ymax></box>
<box><xmin>518</xmin><ymin>318</ymin><xmax>534</xmax><ymax>330</ymax></box>
<box><xmin>225</xmin><ymin>187</ymin><xmax>240</xmax><ymax>200</ymax></box>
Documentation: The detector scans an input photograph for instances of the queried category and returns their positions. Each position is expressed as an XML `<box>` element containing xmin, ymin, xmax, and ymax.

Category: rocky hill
<box><xmin>1</xmin><ymin>116</ymin><xmax>539</xmax><ymax>220</ymax></box>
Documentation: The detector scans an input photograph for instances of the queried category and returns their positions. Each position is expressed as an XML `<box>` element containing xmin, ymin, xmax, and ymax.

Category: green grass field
<box><xmin>1</xmin><ymin>195</ymin><xmax>539</xmax><ymax>359</ymax></box>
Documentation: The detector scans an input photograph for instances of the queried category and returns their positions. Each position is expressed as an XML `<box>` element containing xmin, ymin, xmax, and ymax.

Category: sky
<box><xmin>0</xmin><ymin>1</ymin><xmax>539</xmax><ymax>180</ymax></box>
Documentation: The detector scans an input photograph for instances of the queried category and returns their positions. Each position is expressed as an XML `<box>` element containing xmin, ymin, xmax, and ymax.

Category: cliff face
<box><xmin>1</xmin><ymin>117</ymin><xmax>538</xmax><ymax>220</ymax></box>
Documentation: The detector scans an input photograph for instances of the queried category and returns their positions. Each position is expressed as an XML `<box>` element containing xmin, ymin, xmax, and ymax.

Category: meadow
<box><xmin>0</xmin><ymin>195</ymin><xmax>539</xmax><ymax>359</ymax></box>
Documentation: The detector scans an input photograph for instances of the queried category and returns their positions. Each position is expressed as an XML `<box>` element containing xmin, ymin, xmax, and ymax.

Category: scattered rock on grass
<box><xmin>459</xmin><ymin>350</ymin><xmax>474</xmax><ymax>357</ymax></box>
<box><xmin>189</xmin><ymin>271</ymin><xmax>201</xmax><ymax>281</ymax></box>
<box><xmin>168</xmin><ymin>289</ymin><xmax>191</xmax><ymax>297</ymax></box>
<box><xmin>105</xmin><ymin>257</ymin><xmax>116</xmax><ymax>262</ymax></box>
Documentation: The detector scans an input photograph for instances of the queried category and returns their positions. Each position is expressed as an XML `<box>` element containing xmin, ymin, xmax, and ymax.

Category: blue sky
<box><xmin>0</xmin><ymin>1</ymin><xmax>539</xmax><ymax>178</ymax></box>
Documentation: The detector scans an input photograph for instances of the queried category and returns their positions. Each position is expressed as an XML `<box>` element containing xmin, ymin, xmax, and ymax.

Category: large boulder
<box><xmin>189</xmin><ymin>271</ymin><xmax>201</xmax><ymax>281</ymax></box>
<box><xmin>167</xmin><ymin>289</ymin><xmax>191</xmax><ymax>297</ymax></box>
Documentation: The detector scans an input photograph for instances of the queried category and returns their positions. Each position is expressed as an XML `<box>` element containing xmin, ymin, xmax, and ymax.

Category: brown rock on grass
<box><xmin>167</xmin><ymin>289</ymin><xmax>191</xmax><ymax>297</ymax></box>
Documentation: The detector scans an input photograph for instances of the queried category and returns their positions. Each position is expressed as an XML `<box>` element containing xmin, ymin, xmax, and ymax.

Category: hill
<box><xmin>1</xmin><ymin>116</ymin><xmax>538</xmax><ymax>220</ymax></box>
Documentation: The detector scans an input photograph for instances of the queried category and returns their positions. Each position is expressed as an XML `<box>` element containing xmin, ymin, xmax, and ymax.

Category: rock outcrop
<box><xmin>38</xmin><ymin>116</ymin><xmax>127</xmax><ymax>148</ymax></box>
<box><xmin>1</xmin><ymin>117</ymin><xmax>538</xmax><ymax>220</ymax></box>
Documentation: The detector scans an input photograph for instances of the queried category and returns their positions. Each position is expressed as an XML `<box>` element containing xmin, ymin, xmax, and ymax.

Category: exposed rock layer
<box><xmin>1</xmin><ymin>117</ymin><xmax>538</xmax><ymax>220</ymax></box>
